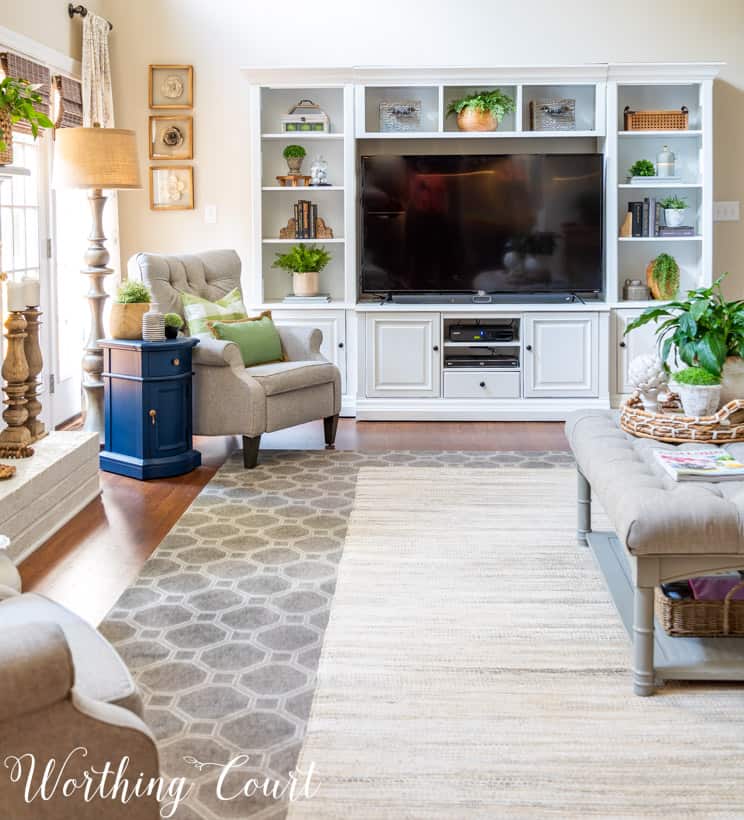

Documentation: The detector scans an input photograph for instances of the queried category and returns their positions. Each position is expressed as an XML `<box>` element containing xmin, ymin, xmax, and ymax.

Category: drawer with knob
<box><xmin>443</xmin><ymin>371</ymin><xmax>521</xmax><ymax>399</ymax></box>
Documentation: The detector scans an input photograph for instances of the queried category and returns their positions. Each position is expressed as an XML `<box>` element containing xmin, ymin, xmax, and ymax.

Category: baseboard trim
<box><xmin>354</xmin><ymin>397</ymin><xmax>611</xmax><ymax>421</ymax></box>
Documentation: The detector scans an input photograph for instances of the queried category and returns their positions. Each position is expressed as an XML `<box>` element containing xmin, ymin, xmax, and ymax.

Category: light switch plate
<box><xmin>714</xmin><ymin>201</ymin><xmax>740</xmax><ymax>222</ymax></box>
<box><xmin>205</xmin><ymin>204</ymin><xmax>217</xmax><ymax>224</ymax></box>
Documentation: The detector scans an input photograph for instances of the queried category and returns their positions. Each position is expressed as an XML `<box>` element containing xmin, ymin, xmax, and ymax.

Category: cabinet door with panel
<box><xmin>523</xmin><ymin>313</ymin><xmax>598</xmax><ymax>398</ymax></box>
<box><xmin>365</xmin><ymin>313</ymin><xmax>440</xmax><ymax>398</ymax></box>
<box><xmin>271</xmin><ymin>310</ymin><xmax>347</xmax><ymax>392</ymax></box>
<box><xmin>614</xmin><ymin>309</ymin><xmax>659</xmax><ymax>396</ymax></box>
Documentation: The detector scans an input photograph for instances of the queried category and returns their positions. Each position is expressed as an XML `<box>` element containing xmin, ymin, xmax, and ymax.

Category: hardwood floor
<box><xmin>19</xmin><ymin>420</ymin><xmax>568</xmax><ymax>626</ymax></box>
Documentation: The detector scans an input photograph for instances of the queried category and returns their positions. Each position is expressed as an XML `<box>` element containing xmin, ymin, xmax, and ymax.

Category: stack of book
<box><xmin>294</xmin><ymin>200</ymin><xmax>318</xmax><ymax>239</ymax></box>
<box><xmin>627</xmin><ymin>198</ymin><xmax>695</xmax><ymax>237</ymax></box>
<box><xmin>282</xmin><ymin>294</ymin><xmax>331</xmax><ymax>304</ymax></box>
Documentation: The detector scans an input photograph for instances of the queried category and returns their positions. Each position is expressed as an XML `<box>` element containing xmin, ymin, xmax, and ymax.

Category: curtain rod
<box><xmin>67</xmin><ymin>3</ymin><xmax>113</xmax><ymax>31</ymax></box>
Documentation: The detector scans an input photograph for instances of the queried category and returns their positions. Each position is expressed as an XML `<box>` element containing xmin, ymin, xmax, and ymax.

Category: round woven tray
<box><xmin>620</xmin><ymin>393</ymin><xmax>744</xmax><ymax>443</ymax></box>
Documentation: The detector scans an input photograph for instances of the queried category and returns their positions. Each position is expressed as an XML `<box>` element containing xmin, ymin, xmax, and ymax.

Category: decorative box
<box><xmin>281</xmin><ymin>99</ymin><xmax>330</xmax><ymax>133</ymax></box>
<box><xmin>379</xmin><ymin>100</ymin><xmax>422</xmax><ymax>132</ymax></box>
<box><xmin>529</xmin><ymin>98</ymin><xmax>576</xmax><ymax>131</ymax></box>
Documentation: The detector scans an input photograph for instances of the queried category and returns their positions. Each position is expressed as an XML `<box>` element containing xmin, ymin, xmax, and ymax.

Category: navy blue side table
<box><xmin>100</xmin><ymin>338</ymin><xmax>201</xmax><ymax>480</ymax></box>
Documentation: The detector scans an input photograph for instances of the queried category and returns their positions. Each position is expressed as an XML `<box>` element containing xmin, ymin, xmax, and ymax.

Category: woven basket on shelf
<box><xmin>623</xmin><ymin>106</ymin><xmax>689</xmax><ymax>131</ymax></box>
<box><xmin>620</xmin><ymin>393</ymin><xmax>744</xmax><ymax>443</ymax></box>
<box><xmin>0</xmin><ymin>109</ymin><xmax>13</xmax><ymax>165</ymax></box>
<box><xmin>657</xmin><ymin>581</ymin><xmax>744</xmax><ymax>637</ymax></box>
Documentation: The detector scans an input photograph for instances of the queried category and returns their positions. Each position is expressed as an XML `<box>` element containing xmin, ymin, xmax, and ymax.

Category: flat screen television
<box><xmin>360</xmin><ymin>153</ymin><xmax>603</xmax><ymax>297</ymax></box>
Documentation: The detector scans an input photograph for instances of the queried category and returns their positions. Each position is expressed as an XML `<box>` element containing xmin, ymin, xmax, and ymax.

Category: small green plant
<box><xmin>115</xmin><ymin>280</ymin><xmax>151</xmax><ymax>303</ymax></box>
<box><xmin>628</xmin><ymin>159</ymin><xmax>655</xmax><ymax>177</ymax></box>
<box><xmin>282</xmin><ymin>144</ymin><xmax>306</xmax><ymax>160</ymax></box>
<box><xmin>164</xmin><ymin>312</ymin><xmax>184</xmax><ymax>329</ymax></box>
<box><xmin>649</xmin><ymin>253</ymin><xmax>680</xmax><ymax>301</ymax></box>
<box><xmin>659</xmin><ymin>195</ymin><xmax>687</xmax><ymax>210</ymax></box>
<box><xmin>272</xmin><ymin>244</ymin><xmax>331</xmax><ymax>273</ymax></box>
<box><xmin>672</xmin><ymin>366</ymin><xmax>720</xmax><ymax>386</ymax></box>
<box><xmin>0</xmin><ymin>77</ymin><xmax>54</xmax><ymax>152</ymax></box>
<box><xmin>446</xmin><ymin>89</ymin><xmax>515</xmax><ymax>122</ymax></box>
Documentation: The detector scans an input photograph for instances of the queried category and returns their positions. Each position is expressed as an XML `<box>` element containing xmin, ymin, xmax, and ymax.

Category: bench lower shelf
<box><xmin>587</xmin><ymin>530</ymin><xmax>744</xmax><ymax>682</ymax></box>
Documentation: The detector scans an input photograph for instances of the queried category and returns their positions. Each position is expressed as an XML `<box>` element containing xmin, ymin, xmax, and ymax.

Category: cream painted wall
<box><xmin>100</xmin><ymin>0</ymin><xmax>744</xmax><ymax>295</ymax></box>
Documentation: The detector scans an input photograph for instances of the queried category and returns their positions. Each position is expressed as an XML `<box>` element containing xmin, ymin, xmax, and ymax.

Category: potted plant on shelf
<box><xmin>625</xmin><ymin>274</ymin><xmax>744</xmax><ymax>403</ymax></box>
<box><xmin>110</xmin><ymin>281</ymin><xmax>152</xmax><ymax>340</ymax></box>
<box><xmin>671</xmin><ymin>366</ymin><xmax>721</xmax><ymax>417</ymax></box>
<box><xmin>0</xmin><ymin>76</ymin><xmax>54</xmax><ymax>165</ymax></box>
<box><xmin>646</xmin><ymin>253</ymin><xmax>680</xmax><ymax>300</ymax></box>
<box><xmin>283</xmin><ymin>144</ymin><xmax>306</xmax><ymax>175</ymax></box>
<box><xmin>628</xmin><ymin>159</ymin><xmax>656</xmax><ymax>181</ymax></box>
<box><xmin>659</xmin><ymin>194</ymin><xmax>687</xmax><ymax>228</ymax></box>
<box><xmin>272</xmin><ymin>244</ymin><xmax>331</xmax><ymax>297</ymax></box>
<box><xmin>164</xmin><ymin>312</ymin><xmax>184</xmax><ymax>339</ymax></box>
<box><xmin>446</xmin><ymin>89</ymin><xmax>515</xmax><ymax>132</ymax></box>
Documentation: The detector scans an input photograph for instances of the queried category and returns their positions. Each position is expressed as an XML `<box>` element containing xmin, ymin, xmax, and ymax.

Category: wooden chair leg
<box><xmin>242</xmin><ymin>434</ymin><xmax>261</xmax><ymax>469</ymax></box>
<box><xmin>323</xmin><ymin>414</ymin><xmax>339</xmax><ymax>449</ymax></box>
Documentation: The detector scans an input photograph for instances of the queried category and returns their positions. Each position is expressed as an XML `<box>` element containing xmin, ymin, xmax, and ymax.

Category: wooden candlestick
<box><xmin>23</xmin><ymin>306</ymin><xmax>46</xmax><ymax>443</ymax></box>
<box><xmin>0</xmin><ymin>311</ymin><xmax>33</xmax><ymax>458</ymax></box>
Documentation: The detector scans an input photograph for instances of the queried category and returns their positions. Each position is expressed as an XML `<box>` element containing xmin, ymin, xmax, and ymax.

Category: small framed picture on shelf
<box><xmin>149</xmin><ymin>65</ymin><xmax>194</xmax><ymax>109</ymax></box>
<box><xmin>149</xmin><ymin>166</ymin><xmax>194</xmax><ymax>210</ymax></box>
<box><xmin>149</xmin><ymin>115</ymin><xmax>193</xmax><ymax>160</ymax></box>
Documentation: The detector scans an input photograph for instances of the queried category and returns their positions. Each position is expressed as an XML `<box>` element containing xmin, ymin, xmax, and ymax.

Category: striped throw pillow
<box><xmin>181</xmin><ymin>287</ymin><xmax>247</xmax><ymax>335</ymax></box>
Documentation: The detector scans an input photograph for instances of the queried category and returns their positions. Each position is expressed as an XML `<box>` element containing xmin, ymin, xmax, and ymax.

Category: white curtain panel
<box><xmin>81</xmin><ymin>12</ymin><xmax>122</xmax><ymax>289</ymax></box>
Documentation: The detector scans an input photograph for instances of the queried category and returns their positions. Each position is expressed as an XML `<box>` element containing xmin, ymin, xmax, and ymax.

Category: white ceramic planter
<box><xmin>664</xmin><ymin>208</ymin><xmax>686</xmax><ymax>227</ymax></box>
<box><xmin>292</xmin><ymin>271</ymin><xmax>320</xmax><ymax>297</ymax></box>
<box><xmin>720</xmin><ymin>356</ymin><xmax>744</xmax><ymax>405</ymax></box>
<box><xmin>673</xmin><ymin>381</ymin><xmax>721</xmax><ymax>417</ymax></box>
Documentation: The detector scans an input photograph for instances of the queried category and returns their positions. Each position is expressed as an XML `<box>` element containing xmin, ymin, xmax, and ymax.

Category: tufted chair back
<box><xmin>127</xmin><ymin>249</ymin><xmax>242</xmax><ymax>318</ymax></box>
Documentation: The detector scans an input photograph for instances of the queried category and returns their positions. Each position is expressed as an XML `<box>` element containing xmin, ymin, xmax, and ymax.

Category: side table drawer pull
<box><xmin>172</xmin><ymin>358</ymin><xmax>180</xmax><ymax>366</ymax></box>
<box><xmin>149</xmin><ymin>409</ymin><xmax>157</xmax><ymax>426</ymax></box>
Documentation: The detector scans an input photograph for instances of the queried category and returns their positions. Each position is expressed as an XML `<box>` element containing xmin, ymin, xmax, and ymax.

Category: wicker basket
<box><xmin>623</xmin><ymin>106</ymin><xmax>689</xmax><ymax>131</ymax></box>
<box><xmin>620</xmin><ymin>393</ymin><xmax>744</xmax><ymax>443</ymax></box>
<box><xmin>657</xmin><ymin>581</ymin><xmax>744</xmax><ymax>637</ymax></box>
<box><xmin>0</xmin><ymin>109</ymin><xmax>13</xmax><ymax>165</ymax></box>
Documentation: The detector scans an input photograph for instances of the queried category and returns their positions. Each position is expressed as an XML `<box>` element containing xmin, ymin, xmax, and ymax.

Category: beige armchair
<box><xmin>130</xmin><ymin>250</ymin><xmax>341</xmax><ymax>467</ymax></box>
<box><xmin>0</xmin><ymin>587</ymin><xmax>160</xmax><ymax>819</ymax></box>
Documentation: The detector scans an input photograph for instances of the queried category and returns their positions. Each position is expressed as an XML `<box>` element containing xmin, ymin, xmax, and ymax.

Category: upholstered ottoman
<box><xmin>566</xmin><ymin>409</ymin><xmax>744</xmax><ymax>695</ymax></box>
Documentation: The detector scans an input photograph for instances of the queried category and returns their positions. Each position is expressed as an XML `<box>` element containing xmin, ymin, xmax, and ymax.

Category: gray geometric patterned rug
<box><xmin>99</xmin><ymin>449</ymin><xmax>573</xmax><ymax>819</ymax></box>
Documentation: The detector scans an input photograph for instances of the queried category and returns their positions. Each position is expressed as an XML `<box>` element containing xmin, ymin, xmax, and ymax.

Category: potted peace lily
<box><xmin>446</xmin><ymin>89</ymin><xmax>515</xmax><ymax>132</ymax></box>
<box><xmin>659</xmin><ymin>195</ymin><xmax>687</xmax><ymax>228</ymax></box>
<box><xmin>626</xmin><ymin>274</ymin><xmax>744</xmax><ymax>405</ymax></box>
<box><xmin>110</xmin><ymin>281</ymin><xmax>152</xmax><ymax>340</ymax></box>
<box><xmin>272</xmin><ymin>244</ymin><xmax>331</xmax><ymax>297</ymax></box>
<box><xmin>0</xmin><ymin>76</ymin><xmax>54</xmax><ymax>165</ymax></box>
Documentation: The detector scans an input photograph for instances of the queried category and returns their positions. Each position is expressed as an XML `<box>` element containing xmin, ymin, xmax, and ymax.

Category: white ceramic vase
<box><xmin>720</xmin><ymin>356</ymin><xmax>744</xmax><ymax>405</ymax></box>
<box><xmin>673</xmin><ymin>381</ymin><xmax>721</xmax><ymax>417</ymax></box>
<box><xmin>664</xmin><ymin>208</ymin><xmax>685</xmax><ymax>227</ymax></box>
<box><xmin>142</xmin><ymin>302</ymin><xmax>166</xmax><ymax>341</ymax></box>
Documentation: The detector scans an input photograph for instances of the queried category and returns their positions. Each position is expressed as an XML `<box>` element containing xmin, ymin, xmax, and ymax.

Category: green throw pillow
<box><xmin>181</xmin><ymin>287</ymin><xmax>247</xmax><ymax>335</ymax></box>
<box><xmin>209</xmin><ymin>314</ymin><xmax>284</xmax><ymax>367</ymax></box>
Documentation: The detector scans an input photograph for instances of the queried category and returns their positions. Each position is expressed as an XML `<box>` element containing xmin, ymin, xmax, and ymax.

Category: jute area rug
<box><xmin>290</xmin><ymin>466</ymin><xmax>744</xmax><ymax>819</ymax></box>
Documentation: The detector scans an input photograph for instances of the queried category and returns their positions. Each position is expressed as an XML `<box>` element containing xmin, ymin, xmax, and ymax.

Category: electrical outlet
<box><xmin>205</xmin><ymin>204</ymin><xmax>217</xmax><ymax>224</ymax></box>
<box><xmin>714</xmin><ymin>201</ymin><xmax>740</xmax><ymax>222</ymax></box>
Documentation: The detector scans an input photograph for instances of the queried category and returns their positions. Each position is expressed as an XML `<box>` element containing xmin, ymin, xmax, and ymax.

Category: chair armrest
<box><xmin>192</xmin><ymin>334</ymin><xmax>243</xmax><ymax>368</ymax></box>
<box><xmin>0</xmin><ymin>583</ymin><xmax>20</xmax><ymax>602</ymax></box>
<box><xmin>0</xmin><ymin>622</ymin><xmax>73</xmax><ymax>723</ymax></box>
<box><xmin>278</xmin><ymin>325</ymin><xmax>324</xmax><ymax>362</ymax></box>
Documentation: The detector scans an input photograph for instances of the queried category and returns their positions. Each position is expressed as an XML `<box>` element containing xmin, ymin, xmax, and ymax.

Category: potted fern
<box><xmin>446</xmin><ymin>89</ymin><xmax>515</xmax><ymax>132</ymax></box>
<box><xmin>0</xmin><ymin>76</ymin><xmax>54</xmax><ymax>165</ymax></box>
<box><xmin>272</xmin><ymin>244</ymin><xmax>331</xmax><ymax>297</ymax></box>
<box><xmin>110</xmin><ymin>281</ymin><xmax>151</xmax><ymax>340</ymax></box>
<box><xmin>646</xmin><ymin>253</ymin><xmax>679</xmax><ymax>301</ymax></box>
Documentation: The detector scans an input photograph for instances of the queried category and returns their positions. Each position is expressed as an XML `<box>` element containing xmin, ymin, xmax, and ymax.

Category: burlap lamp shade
<box><xmin>53</xmin><ymin>126</ymin><xmax>141</xmax><ymax>190</ymax></box>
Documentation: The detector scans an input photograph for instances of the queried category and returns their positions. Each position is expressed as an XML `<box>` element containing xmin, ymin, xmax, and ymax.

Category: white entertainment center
<box><xmin>242</xmin><ymin>63</ymin><xmax>720</xmax><ymax>420</ymax></box>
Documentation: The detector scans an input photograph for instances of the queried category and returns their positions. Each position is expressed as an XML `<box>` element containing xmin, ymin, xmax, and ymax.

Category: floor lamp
<box><xmin>52</xmin><ymin>125</ymin><xmax>141</xmax><ymax>441</ymax></box>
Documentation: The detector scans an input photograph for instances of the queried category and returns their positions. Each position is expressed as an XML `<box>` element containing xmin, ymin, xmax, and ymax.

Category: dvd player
<box><xmin>445</xmin><ymin>356</ymin><xmax>519</xmax><ymax>369</ymax></box>
<box><xmin>449</xmin><ymin>322</ymin><xmax>517</xmax><ymax>342</ymax></box>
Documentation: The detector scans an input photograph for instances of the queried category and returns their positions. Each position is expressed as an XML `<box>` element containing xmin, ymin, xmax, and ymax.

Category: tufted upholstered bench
<box><xmin>566</xmin><ymin>409</ymin><xmax>744</xmax><ymax>695</ymax></box>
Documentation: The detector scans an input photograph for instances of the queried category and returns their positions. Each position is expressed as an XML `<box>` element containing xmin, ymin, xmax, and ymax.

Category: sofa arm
<box><xmin>278</xmin><ymin>325</ymin><xmax>324</xmax><ymax>362</ymax></box>
<box><xmin>0</xmin><ymin>622</ymin><xmax>73</xmax><ymax>723</ymax></box>
<box><xmin>192</xmin><ymin>334</ymin><xmax>243</xmax><ymax>368</ymax></box>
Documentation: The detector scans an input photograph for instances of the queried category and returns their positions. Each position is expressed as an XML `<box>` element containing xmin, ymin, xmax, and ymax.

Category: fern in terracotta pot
<box><xmin>110</xmin><ymin>281</ymin><xmax>151</xmax><ymax>340</ymax></box>
<box><xmin>446</xmin><ymin>89</ymin><xmax>515</xmax><ymax>132</ymax></box>
<box><xmin>0</xmin><ymin>77</ymin><xmax>53</xmax><ymax>165</ymax></box>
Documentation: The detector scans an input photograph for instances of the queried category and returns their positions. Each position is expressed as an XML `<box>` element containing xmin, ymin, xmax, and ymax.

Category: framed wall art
<box><xmin>150</xmin><ymin>166</ymin><xmax>194</xmax><ymax>210</ymax></box>
<box><xmin>149</xmin><ymin>115</ymin><xmax>193</xmax><ymax>160</ymax></box>
<box><xmin>149</xmin><ymin>65</ymin><xmax>194</xmax><ymax>109</ymax></box>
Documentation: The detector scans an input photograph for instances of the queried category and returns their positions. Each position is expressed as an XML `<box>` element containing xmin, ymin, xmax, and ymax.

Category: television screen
<box><xmin>360</xmin><ymin>154</ymin><xmax>603</xmax><ymax>296</ymax></box>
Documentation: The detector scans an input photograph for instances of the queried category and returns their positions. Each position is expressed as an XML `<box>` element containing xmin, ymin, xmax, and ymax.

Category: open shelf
<box><xmin>262</xmin><ymin>238</ymin><xmax>345</xmax><ymax>244</ymax></box>
<box><xmin>262</xmin><ymin>186</ymin><xmax>344</xmax><ymax>191</ymax></box>
<box><xmin>618</xmin><ymin>183</ymin><xmax>701</xmax><ymax>189</ymax></box>
<box><xmin>618</xmin><ymin>129</ymin><xmax>702</xmax><ymax>138</ymax></box>
<box><xmin>261</xmin><ymin>133</ymin><xmax>345</xmax><ymax>140</ymax></box>
<box><xmin>521</xmin><ymin>84</ymin><xmax>597</xmax><ymax>132</ymax></box>
<box><xmin>618</xmin><ymin>236</ymin><xmax>701</xmax><ymax>242</ymax></box>
<box><xmin>442</xmin><ymin>85</ymin><xmax>517</xmax><ymax>133</ymax></box>
<box><xmin>617</xmin><ymin>83</ymin><xmax>703</xmax><ymax>131</ymax></box>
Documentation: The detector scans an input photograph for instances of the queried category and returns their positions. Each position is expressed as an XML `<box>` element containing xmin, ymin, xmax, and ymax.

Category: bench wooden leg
<box><xmin>324</xmin><ymin>414</ymin><xmax>339</xmax><ymax>450</ymax></box>
<box><xmin>577</xmin><ymin>467</ymin><xmax>591</xmax><ymax>546</ymax></box>
<box><xmin>632</xmin><ymin>585</ymin><xmax>656</xmax><ymax>696</ymax></box>
<box><xmin>242</xmin><ymin>435</ymin><xmax>261</xmax><ymax>469</ymax></box>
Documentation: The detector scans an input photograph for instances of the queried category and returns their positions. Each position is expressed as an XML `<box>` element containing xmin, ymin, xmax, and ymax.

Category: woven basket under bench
<box><xmin>657</xmin><ymin>582</ymin><xmax>744</xmax><ymax>637</ymax></box>
<box><xmin>620</xmin><ymin>393</ymin><xmax>744</xmax><ymax>444</ymax></box>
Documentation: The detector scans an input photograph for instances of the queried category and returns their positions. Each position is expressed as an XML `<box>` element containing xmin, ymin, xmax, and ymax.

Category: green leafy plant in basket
<box><xmin>0</xmin><ymin>77</ymin><xmax>54</xmax><ymax>155</ymax></box>
<box><xmin>626</xmin><ymin>274</ymin><xmax>744</xmax><ymax>379</ymax></box>
<box><xmin>110</xmin><ymin>281</ymin><xmax>152</xmax><ymax>340</ymax></box>
<box><xmin>115</xmin><ymin>281</ymin><xmax>152</xmax><ymax>303</ymax></box>
<box><xmin>628</xmin><ymin>159</ymin><xmax>656</xmax><ymax>177</ymax></box>
<box><xmin>447</xmin><ymin>89</ymin><xmax>516</xmax><ymax>131</ymax></box>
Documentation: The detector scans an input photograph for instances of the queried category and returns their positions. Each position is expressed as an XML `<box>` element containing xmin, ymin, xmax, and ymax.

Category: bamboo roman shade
<box><xmin>0</xmin><ymin>52</ymin><xmax>51</xmax><ymax>133</ymax></box>
<box><xmin>53</xmin><ymin>75</ymin><xmax>83</xmax><ymax>128</ymax></box>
